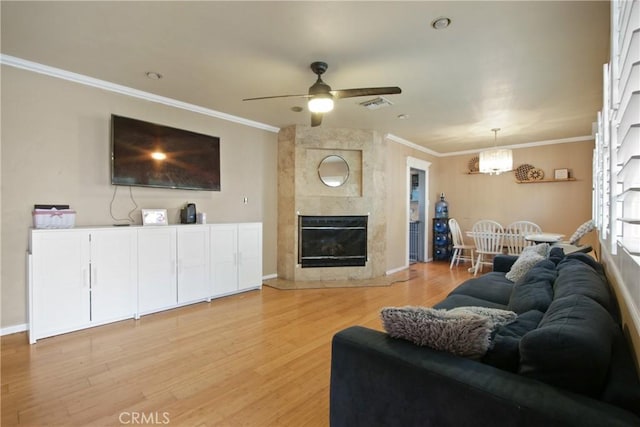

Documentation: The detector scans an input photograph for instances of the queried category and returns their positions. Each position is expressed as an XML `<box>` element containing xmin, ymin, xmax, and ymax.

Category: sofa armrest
<box><xmin>494</xmin><ymin>254</ymin><xmax>518</xmax><ymax>272</ymax></box>
<box><xmin>330</xmin><ymin>326</ymin><xmax>640</xmax><ymax>427</ymax></box>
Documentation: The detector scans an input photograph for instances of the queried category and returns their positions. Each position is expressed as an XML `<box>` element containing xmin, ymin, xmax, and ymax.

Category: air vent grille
<box><xmin>359</xmin><ymin>96</ymin><xmax>393</xmax><ymax>110</ymax></box>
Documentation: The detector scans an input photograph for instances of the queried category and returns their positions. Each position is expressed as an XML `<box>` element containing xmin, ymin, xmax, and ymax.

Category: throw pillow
<box><xmin>569</xmin><ymin>220</ymin><xmax>595</xmax><ymax>245</ymax></box>
<box><xmin>505</xmin><ymin>251</ymin><xmax>545</xmax><ymax>282</ymax></box>
<box><xmin>380</xmin><ymin>306</ymin><xmax>492</xmax><ymax>358</ymax></box>
<box><xmin>528</xmin><ymin>242</ymin><xmax>550</xmax><ymax>257</ymax></box>
<box><xmin>448</xmin><ymin>306</ymin><xmax>517</xmax><ymax>328</ymax></box>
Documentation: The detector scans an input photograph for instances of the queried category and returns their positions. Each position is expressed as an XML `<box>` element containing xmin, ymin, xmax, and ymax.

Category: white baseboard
<box><xmin>386</xmin><ymin>265</ymin><xmax>409</xmax><ymax>275</ymax></box>
<box><xmin>1</xmin><ymin>323</ymin><xmax>28</xmax><ymax>336</ymax></box>
<box><xmin>3</xmin><ymin>275</ymin><xmax>275</xmax><ymax>337</ymax></box>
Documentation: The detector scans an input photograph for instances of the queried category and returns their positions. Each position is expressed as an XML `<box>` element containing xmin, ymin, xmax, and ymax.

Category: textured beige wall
<box><xmin>434</xmin><ymin>141</ymin><xmax>595</xmax><ymax>247</ymax></box>
<box><xmin>1</xmin><ymin>66</ymin><xmax>278</xmax><ymax>328</ymax></box>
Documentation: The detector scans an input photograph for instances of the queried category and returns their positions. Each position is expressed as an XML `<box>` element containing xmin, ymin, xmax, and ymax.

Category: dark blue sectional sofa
<box><xmin>330</xmin><ymin>252</ymin><xmax>640</xmax><ymax>427</ymax></box>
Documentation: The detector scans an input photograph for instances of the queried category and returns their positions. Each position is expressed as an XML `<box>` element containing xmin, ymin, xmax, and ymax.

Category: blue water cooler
<box><xmin>433</xmin><ymin>193</ymin><xmax>451</xmax><ymax>261</ymax></box>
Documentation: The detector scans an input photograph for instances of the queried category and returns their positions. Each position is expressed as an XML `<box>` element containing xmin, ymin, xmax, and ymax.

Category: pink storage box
<box><xmin>32</xmin><ymin>208</ymin><xmax>76</xmax><ymax>229</ymax></box>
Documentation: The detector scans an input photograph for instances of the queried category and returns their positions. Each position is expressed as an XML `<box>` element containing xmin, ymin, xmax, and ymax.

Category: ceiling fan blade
<box><xmin>311</xmin><ymin>112</ymin><xmax>323</xmax><ymax>127</ymax></box>
<box><xmin>332</xmin><ymin>87</ymin><xmax>402</xmax><ymax>99</ymax></box>
<box><xmin>243</xmin><ymin>94</ymin><xmax>308</xmax><ymax>101</ymax></box>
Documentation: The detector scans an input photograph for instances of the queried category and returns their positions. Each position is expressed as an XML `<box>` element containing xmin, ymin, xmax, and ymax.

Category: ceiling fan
<box><xmin>243</xmin><ymin>61</ymin><xmax>402</xmax><ymax>127</ymax></box>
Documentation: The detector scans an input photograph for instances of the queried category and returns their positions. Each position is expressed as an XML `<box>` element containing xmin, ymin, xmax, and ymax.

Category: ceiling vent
<box><xmin>359</xmin><ymin>96</ymin><xmax>393</xmax><ymax>110</ymax></box>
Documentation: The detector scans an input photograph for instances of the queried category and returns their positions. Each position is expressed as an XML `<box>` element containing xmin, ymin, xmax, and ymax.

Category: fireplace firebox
<box><xmin>298</xmin><ymin>215</ymin><xmax>367</xmax><ymax>268</ymax></box>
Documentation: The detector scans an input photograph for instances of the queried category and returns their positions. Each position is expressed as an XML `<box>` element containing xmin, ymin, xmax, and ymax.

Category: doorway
<box><xmin>406</xmin><ymin>157</ymin><xmax>431</xmax><ymax>265</ymax></box>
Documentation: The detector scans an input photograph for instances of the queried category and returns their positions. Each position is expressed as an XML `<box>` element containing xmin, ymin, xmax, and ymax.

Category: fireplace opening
<box><xmin>298</xmin><ymin>215</ymin><xmax>367</xmax><ymax>268</ymax></box>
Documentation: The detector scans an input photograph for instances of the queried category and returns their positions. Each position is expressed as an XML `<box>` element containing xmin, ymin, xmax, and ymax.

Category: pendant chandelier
<box><xmin>479</xmin><ymin>128</ymin><xmax>513</xmax><ymax>175</ymax></box>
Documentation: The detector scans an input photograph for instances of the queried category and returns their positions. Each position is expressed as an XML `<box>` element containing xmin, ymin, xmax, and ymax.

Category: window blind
<box><xmin>613</xmin><ymin>0</ymin><xmax>640</xmax><ymax>260</ymax></box>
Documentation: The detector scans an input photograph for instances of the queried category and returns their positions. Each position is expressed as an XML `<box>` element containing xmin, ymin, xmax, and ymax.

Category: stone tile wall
<box><xmin>277</xmin><ymin>125</ymin><xmax>387</xmax><ymax>281</ymax></box>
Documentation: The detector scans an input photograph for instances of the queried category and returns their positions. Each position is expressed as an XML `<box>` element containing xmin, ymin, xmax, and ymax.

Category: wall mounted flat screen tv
<box><xmin>111</xmin><ymin>115</ymin><xmax>221</xmax><ymax>191</ymax></box>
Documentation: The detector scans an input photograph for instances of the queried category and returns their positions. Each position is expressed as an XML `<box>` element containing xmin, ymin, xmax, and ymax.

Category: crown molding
<box><xmin>385</xmin><ymin>133</ymin><xmax>441</xmax><ymax>157</ymax></box>
<box><xmin>0</xmin><ymin>54</ymin><xmax>280</xmax><ymax>133</ymax></box>
<box><xmin>386</xmin><ymin>132</ymin><xmax>594</xmax><ymax>157</ymax></box>
<box><xmin>1</xmin><ymin>54</ymin><xmax>594</xmax><ymax>152</ymax></box>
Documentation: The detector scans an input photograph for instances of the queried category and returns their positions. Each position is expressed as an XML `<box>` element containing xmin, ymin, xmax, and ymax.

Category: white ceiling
<box><xmin>1</xmin><ymin>1</ymin><xmax>609</xmax><ymax>154</ymax></box>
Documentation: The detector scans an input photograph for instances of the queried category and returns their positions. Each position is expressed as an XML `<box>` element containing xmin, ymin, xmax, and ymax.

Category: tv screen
<box><xmin>111</xmin><ymin>115</ymin><xmax>221</xmax><ymax>191</ymax></box>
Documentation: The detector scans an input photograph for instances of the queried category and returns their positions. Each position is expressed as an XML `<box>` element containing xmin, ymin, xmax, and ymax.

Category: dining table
<box><xmin>524</xmin><ymin>233</ymin><xmax>565</xmax><ymax>244</ymax></box>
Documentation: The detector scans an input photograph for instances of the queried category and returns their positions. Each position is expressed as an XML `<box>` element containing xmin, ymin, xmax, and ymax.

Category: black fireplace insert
<box><xmin>298</xmin><ymin>215</ymin><xmax>367</xmax><ymax>268</ymax></box>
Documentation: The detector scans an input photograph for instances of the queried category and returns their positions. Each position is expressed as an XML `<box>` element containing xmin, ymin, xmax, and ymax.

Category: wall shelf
<box><xmin>515</xmin><ymin>178</ymin><xmax>576</xmax><ymax>184</ymax></box>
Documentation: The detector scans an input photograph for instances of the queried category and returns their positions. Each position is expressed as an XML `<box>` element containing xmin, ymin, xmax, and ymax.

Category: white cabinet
<box><xmin>89</xmin><ymin>229</ymin><xmax>137</xmax><ymax>323</ymax></box>
<box><xmin>137</xmin><ymin>227</ymin><xmax>177</xmax><ymax>314</ymax></box>
<box><xmin>29</xmin><ymin>222</ymin><xmax>261</xmax><ymax>343</ymax></box>
<box><xmin>211</xmin><ymin>223</ymin><xmax>262</xmax><ymax>296</ymax></box>
<box><xmin>137</xmin><ymin>225</ymin><xmax>211</xmax><ymax>314</ymax></box>
<box><xmin>29</xmin><ymin>228</ymin><xmax>137</xmax><ymax>343</ymax></box>
<box><xmin>238</xmin><ymin>223</ymin><xmax>263</xmax><ymax>291</ymax></box>
<box><xmin>177</xmin><ymin>226</ymin><xmax>211</xmax><ymax>304</ymax></box>
<box><xmin>210</xmin><ymin>224</ymin><xmax>239</xmax><ymax>296</ymax></box>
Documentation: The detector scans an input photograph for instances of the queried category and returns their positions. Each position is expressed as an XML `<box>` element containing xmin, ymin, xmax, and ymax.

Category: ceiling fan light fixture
<box><xmin>308</xmin><ymin>95</ymin><xmax>334</xmax><ymax>113</ymax></box>
<box><xmin>479</xmin><ymin>128</ymin><xmax>513</xmax><ymax>175</ymax></box>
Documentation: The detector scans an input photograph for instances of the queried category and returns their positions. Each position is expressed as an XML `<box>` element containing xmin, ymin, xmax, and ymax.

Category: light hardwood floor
<box><xmin>1</xmin><ymin>262</ymin><xmax>474</xmax><ymax>426</ymax></box>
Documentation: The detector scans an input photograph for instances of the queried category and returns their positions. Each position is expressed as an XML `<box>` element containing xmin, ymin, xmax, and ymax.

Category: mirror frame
<box><xmin>318</xmin><ymin>155</ymin><xmax>350</xmax><ymax>187</ymax></box>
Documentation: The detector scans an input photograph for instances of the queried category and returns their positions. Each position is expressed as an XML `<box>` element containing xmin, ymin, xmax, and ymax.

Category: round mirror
<box><xmin>318</xmin><ymin>155</ymin><xmax>349</xmax><ymax>187</ymax></box>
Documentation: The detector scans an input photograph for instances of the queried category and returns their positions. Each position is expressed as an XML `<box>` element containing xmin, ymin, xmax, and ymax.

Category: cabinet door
<box><xmin>238</xmin><ymin>223</ymin><xmax>263</xmax><ymax>290</ymax></box>
<box><xmin>90</xmin><ymin>229</ymin><xmax>137</xmax><ymax>323</ymax></box>
<box><xmin>210</xmin><ymin>224</ymin><xmax>239</xmax><ymax>296</ymax></box>
<box><xmin>177</xmin><ymin>226</ymin><xmax>210</xmax><ymax>303</ymax></box>
<box><xmin>31</xmin><ymin>230</ymin><xmax>90</xmax><ymax>338</ymax></box>
<box><xmin>138</xmin><ymin>227</ymin><xmax>177</xmax><ymax>313</ymax></box>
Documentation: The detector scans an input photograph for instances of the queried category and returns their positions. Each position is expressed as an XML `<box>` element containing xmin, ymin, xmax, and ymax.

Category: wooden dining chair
<box><xmin>471</xmin><ymin>220</ymin><xmax>505</xmax><ymax>275</ymax></box>
<box><xmin>448</xmin><ymin>218</ymin><xmax>475</xmax><ymax>270</ymax></box>
<box><xmin>505</xmin><ymin>221</ymin><xmax>542</xmax><ymax>255</ymax></box>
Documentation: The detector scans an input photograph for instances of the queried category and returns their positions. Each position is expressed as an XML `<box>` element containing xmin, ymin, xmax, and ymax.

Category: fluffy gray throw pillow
<box><xmin>505</xmin><ymin>244</ymin><xmax>548</xmax><ymax>282</ymax></box>
<box><xmin>449</xmin><ymin>306</ymin><xmax>518</xmax><ymax>328</ymax></box>
<box><xmin>380</xmin><ymin>306</ymin><xmax>493</xmax><ymax>358</ymax></box>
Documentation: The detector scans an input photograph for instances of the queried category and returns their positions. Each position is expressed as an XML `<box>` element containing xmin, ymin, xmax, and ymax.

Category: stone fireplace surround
<box><xmin>277</xmin><ymin>125</ymin><xmax>387</xmax><ymax>281</ymax></box>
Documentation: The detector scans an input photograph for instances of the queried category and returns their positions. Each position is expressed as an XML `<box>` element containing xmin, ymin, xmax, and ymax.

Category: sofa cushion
<box><xmin>433</xmin><ymin>294</ymin><xmax>508</xmax><ymax>311</ymax></box>
<box><xmin>555</xmin><ymin>255</ymin><xmax>612</xmax><ymax>314</ymax></box>
<box><xmin>447</xmin><ymin>272</ymin><xmax>514</xmax><ymax>306</ymax></box>
<box><xmin>519</xmin><ymin>294</ymin><xmax>615</xmax><ymax>396</ymax></box>
<box><xmin>380</xmin><ymin>306</ymin><xmax>493</xmax><ymax>358</ymax></box>
<box><xmin>482</xmin><ymin>310</ymin><xmax>545</xmax><ymax>372</ymax></box>
<box><xmin>507</xmin><ymin>260</ymin><xmax>556</xmax><ymax>314</ymax></box>
<box><xmin>493</xmin><ymin>254</ymin><xmax>518</xmax><ymax>273</ymax></box>
<box><xmin>547</xmin><ymin>246</ymin><xmax>566</xmax><ymax>265</ymax></box>
<box><xmin>600</xmin><ymin>328</ymin><xmax>640</xmax><ymax>417</ymax></box>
